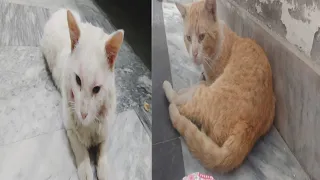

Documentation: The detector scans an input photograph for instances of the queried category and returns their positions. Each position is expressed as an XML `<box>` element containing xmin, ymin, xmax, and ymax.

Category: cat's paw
<box><xmin>77</xmin><ymin>161</ymin><xmax>93</xmax><ymax>180</ymax></box>
<box><xmin>163</xmin><ymin>80</ymin><xmax>173</xmax><ymax>92</ymax></box>
<box><xmin>169</xmin><ymin>104</ymin><xmax>180</xmax><ymax>127</ymax></box>
<box><xmin>97</xmin><ymin>158</ymin><xmax>108</xmax><ymax>180</ymax></box>
<box><xmin>163</xmin><ymin>81</ymin><xmax>174</xmax><ymax>102</ymax></box>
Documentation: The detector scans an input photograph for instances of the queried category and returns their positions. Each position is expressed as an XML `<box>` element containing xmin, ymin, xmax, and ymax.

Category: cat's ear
<box><xmin>204</xmin><ymin>0</ymin><xmax>217</xmax><ymax>21</ymax></box>
<box><xmin>175</xmin><ymin>2</ymin><xmax>187</xmax><ymax>18</ymax></box>
<box><xmin>67</xmin><ymin>10</ymin><xmax>80</xmax><ymax>51</ymax></box>
<box><xmin>105</xmin><ymin>29</ymin><xmax>124</xmax><ymax>69</ymax></box>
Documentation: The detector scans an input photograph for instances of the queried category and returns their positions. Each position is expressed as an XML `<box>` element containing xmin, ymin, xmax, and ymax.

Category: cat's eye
<box><xmin>186</xmin><ymin>35</ymin><xmax>191</xmax><ymax>42</ymax></box>
<box><xmin>75</xmin><ymin>74</ymin><xmax>81</xmax><ymax>87</ymax></box>
<box><xmin>92</xmin><ymin>86</ymin><xmax>101</xmax><ymax>94</ymax></box>
<box><xmin>198</xmin><ymin>33</ymin><xmax>205</xmax><ymax>42</ymax></box>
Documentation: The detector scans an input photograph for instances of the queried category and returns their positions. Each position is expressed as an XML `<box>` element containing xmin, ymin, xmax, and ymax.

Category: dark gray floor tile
<box><xmin>152</xmin><ymin>0</ymin><xmax>180</xmax><ymax>144</ymax></box>
<box><xmin>152</xmin><ymin>138</ymin><xmax>185</xmax><ymax>180</ymax></box>
<box><xmin>152</xmin><ymin>1</ymin><xmax>185</xmax><ymax>179</ymax></box>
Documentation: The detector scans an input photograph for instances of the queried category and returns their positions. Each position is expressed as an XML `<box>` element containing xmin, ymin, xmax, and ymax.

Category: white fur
<box><xmin>41</xmin><ymin>9</ymin><xmax>122</xmax><ymax>180</ymax></box>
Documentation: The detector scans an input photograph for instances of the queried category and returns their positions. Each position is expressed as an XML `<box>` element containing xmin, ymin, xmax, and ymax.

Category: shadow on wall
<box><xmin>94</xmin><ymin>0</ymin><xmax>151</xmax><ymax>70</ymax></box>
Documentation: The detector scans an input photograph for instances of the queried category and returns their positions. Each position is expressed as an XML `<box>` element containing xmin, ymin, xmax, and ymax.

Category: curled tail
<box><xmin>169</xmin><ymin>104</ymin><xmax>253</xmax><ymax>172</ymax></box>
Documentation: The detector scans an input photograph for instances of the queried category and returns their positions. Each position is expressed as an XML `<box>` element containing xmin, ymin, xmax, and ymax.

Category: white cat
<box><xmin>40</xmin><ymin>9</ymin><xmax>124</xmax><ymax>180</ymax></box>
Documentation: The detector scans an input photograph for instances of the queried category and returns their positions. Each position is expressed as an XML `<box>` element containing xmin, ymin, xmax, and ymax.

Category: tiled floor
<box><xmin>0</xmin><ymin>110</ymin><xmax>151</xmax><ymax>179</ymax></box>
<box><xmin>152</xmin><ymin>1</ymin><xmax>185</xmax><ymax>180</ymax></box>
<box><xmin>162</xmin><ymin>1</ymin><xmax>310</xmax><ymax>179</ymax></box>
<box><xmin>0</xmin><ymin>0</ymin><xmax>151</xmax><ymax>179</ymax></box>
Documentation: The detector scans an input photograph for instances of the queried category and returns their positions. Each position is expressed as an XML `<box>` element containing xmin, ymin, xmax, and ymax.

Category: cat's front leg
<box><xmin>97</xmin><ymin>141</ymin><xmax>108</xmax><ymax>180</ymax></box>
<box><xmin>163</xmin><ymin>80</ymin><xmax>202</xmax><ymax>105</ymax></box>
<box><xmin>67</xmin><ymin>130</ymin><xmax>93</xmax><ymax>180</ymax></box>
<box><xmin>163</xmin><ymin>81</ymin><xmax>177</xmax><ymax>103</ymax></box>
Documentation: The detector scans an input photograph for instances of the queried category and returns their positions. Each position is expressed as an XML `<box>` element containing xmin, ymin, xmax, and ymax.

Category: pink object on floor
<box><xmin>183</xmin><ymin>172</ymin><xmax>215</xmax><ymax>180</ymax></box>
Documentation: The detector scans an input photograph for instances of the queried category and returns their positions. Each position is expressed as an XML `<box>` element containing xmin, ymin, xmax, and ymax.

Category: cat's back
<box><xmin>209</xmin><ymin>36</ymin><xmax>274</xmax><ymax>125</ymax></box>
<box><xmin>232</xmin><ymin>37</ymin><xmax>270</xmax><ymax>69</ymax></box>
<box><xmin>222</xmin><ymin>37</ymin><xmax>272</xmax><ymax>89</ymax></box>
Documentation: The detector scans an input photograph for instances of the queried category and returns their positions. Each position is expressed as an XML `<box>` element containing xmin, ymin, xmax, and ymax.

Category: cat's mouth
<box><xmin>76</xmin><ymin>105</ymin><xmax>108</xmax><ymax>124</ymax></box>
<box><xmin>193</xmin><ymin>58</ymin><xmax>202</xmax><ymax>66</ymax></box>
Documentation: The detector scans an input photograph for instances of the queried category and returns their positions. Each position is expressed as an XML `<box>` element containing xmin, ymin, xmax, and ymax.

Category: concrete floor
<box><xmin>0</xmin><ymin>0</ymin><xmax>151</xmax><ymax>179</ymax></box>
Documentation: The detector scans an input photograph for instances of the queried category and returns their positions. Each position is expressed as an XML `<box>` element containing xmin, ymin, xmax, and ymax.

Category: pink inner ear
<box><xmin>106</xmin><ymin>45</ymin><xmax>117</xmax><ymax>68</ymax></box>
<box><xmin>67</xmin><ymin>10</ymin><xmax>80</xmax><ymax>51</ymax></box>
<box><xmin>105</xmin><ymin>30</ymin><xmax>124</xmax><ymax>69</ymax></box>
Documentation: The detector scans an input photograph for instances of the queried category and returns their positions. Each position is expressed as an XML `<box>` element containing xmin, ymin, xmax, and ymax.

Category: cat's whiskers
<box><xmin>68</xmin><ymin>101</ymin><xmax>75</xmax><ymax>104</ymax></box>
<box><xmin>67</xmin><ymin>102</ymin><xmax>102</xmax><ymax>123</ymax></box>
<box><xmin>68</xmin><ymin>101</ymin><xmax>76</xmax><ymax>112</ymax></box>
<box><xmin>203</xmin><ymin>56</ymin><xmax>214</xmax><ymax>72</ymax></box>
<box><xmin>94</xmin><ymin>115</ymin><xmax>102</xmax><ymax>123</ymax></box>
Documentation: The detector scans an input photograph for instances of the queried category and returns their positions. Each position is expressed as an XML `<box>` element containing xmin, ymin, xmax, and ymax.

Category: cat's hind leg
<box><xmin>67</xmin><ymin>130</ymin><xmax>93</xmax><ymax>180</ymax></box>
<box><xmin>168</xmin><ymin>103</ymin><xmax>202</xmax><ymax>134</ymax></box>
<box><xmin>169</xmin><ymin>104</ymin><xmax>253</xmax><ymax>172</ymax></box>
<box><xmin>168</xmin><ymin>104</ymin><xmax>224</xmax><ymax>169</ymax></box>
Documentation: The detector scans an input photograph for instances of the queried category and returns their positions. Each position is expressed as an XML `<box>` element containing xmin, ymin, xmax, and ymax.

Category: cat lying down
<box><xmin>41</xmin><ymin>9</ymin><xmax>124</xmax><ymax>180</ymax></box>
<box><xmin>163</xmin><ymin>0</ymin><xmax>275</xmax><ymax>173</ymax></box>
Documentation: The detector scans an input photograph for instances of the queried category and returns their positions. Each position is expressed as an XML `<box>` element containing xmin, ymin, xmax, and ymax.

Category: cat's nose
<box><xmin>81</xmin><ymin>113</ymin><xmax>87</xmax><ymax>119</ymax></box>
<box><xmin>193</xmin><ymin>51</ymin><xmax>198</xmax><ymax>57</ymax></box>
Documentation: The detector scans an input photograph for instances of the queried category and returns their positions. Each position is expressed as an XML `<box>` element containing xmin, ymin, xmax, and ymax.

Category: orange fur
<box><xmin>164</xmin><ymin>0</ymin><xmax>275</xmax><ymax>172</ymax></box>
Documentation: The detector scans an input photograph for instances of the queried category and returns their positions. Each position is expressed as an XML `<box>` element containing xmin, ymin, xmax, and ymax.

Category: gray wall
<box><xmin>217</xmin><ymin>0</ymin><xmax>320</xmax><ymax>179</ymax></box>
<box><xmin>229</xmin><ymin>0</ymin><xmax>320</xmax><ymax>63</ymax></box>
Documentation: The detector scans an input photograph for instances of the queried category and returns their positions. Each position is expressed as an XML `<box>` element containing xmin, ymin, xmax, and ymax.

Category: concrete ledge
<box><xmin>152</xmin><ymin>0</ymin><xmax>185</xmax><ymax>179</ymax></box>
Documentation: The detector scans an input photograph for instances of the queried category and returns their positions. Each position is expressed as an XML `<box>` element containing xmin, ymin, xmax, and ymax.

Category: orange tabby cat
<box><xmin>163</xmin><ymin>0</ymin><xmax>276</xmax><ymax>172</ymax></box>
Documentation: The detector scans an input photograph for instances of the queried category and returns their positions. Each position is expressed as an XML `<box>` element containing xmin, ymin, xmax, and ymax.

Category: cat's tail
<box><xmin>169</xmin><ymin>104</ymin><xmax>253</xmax><ymax>173</ymax></box>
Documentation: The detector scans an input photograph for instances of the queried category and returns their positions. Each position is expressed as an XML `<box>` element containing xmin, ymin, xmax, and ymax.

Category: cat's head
<box><xmin>176</xmin><ymin>0</ymin><xmax>221</xmax><ymax>65</ymax></box>
<box><xmin>65</xmin><ymin>10</ymin><xmax>124</xmax><ymax>125</ymax></box>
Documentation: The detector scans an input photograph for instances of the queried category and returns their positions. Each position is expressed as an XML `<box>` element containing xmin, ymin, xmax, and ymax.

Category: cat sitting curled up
<box><xmin>163</xmin><ymin>0</ymin><xmax>275</xmax><ymax>172</ymax></box>
<box><xmin>40</xmin><ymin>9</ymin><xmax>124</xmax><ymax>180</ymax></box>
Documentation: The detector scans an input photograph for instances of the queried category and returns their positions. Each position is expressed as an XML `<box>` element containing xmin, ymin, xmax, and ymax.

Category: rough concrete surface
<box><xmin>230</xmin><ymin>0</ymin><xmax>320</xmax><ymax>62</ymax></box>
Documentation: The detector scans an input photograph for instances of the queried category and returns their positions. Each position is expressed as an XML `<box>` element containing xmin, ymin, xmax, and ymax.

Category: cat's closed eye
<box><xmin>198</xmin><ymin>33</ymin><xmax>205</xmax><ymax>42</ymax></box>
<box><xmin>92</xmin><ymin>86</ymin><xmax>101</xmax><ymax>94</ymax></box>
<box><xmin>75</xmin><ymin>74</ymin><xmax>81</xmax><ymax>87</ymax></box>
